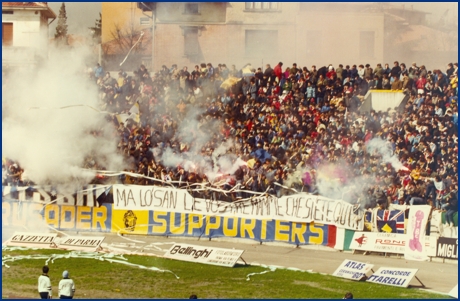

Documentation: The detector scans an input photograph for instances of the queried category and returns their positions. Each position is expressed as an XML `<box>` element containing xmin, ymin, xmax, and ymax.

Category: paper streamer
<box><xmin>106</xmin><ymin>243</ymin><xmax>164</xmax><ymax>253</ymax></box>
<box><xmin>248</xmin><ymin>262</ymin><xmax>315</xmax><ymax>276</ymax></box>
<box><xmin>116</xmin><ymin>228</ymin><xmax>147</xmax><ymax>244</ymax></box>
<box><xmin>3</xmin><ymin>246</ymin><xmax>321</xmax><ymax>282</ymax></box>
<box><xmin>274</xmin><ymin>182</ymin><xmax>299</xmax><ymax>193</ymax></box>
<box><xmin>28</xmin><ymin>104</ymin><xmax>111</xmax><ymax>115</ymax></box>
<box><xmin>102</xmin><ymin>244</ymin><xmax>141</xmax><ymax>255</ymax></box>
<box><xmin>102</xmin><ymin>241</ymin><xmax>178</xmax><ymax>255</ymax></box>
<box><xmin>84</xmin><ymin>169</ymin><xmax>269</xmax><ymax>199</ymax></box>
<box><xmin>1</xmin><ymin>249</ymin><xmax>179</xmax><ymax>279</ymax></box>
<box><xmin>88</xmin><ymin>169</ymin><xmax>269</xmax><ymax>197</ymax></box>
<box><xmin>246</xmin><ymin>265</ymin><xmax>276</xmax><ymax>281</ymax></box>
<box><xmin>120</xmin><ymin>31</ymin><xmax>145</xmax><ymax>67</ymax></box>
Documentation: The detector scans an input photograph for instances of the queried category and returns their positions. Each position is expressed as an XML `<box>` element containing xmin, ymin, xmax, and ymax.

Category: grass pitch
<box><xmin>2</xmin><ymin>249</ymin><xmax>447</xmax><ymax>299</ymax></box>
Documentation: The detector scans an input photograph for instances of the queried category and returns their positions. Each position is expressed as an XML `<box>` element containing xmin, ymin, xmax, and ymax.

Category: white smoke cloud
<box><xmin>315</xmin><ymin>162</ymin><xmax>350</xmax><ymax>200</ymax></box>
<box><xmin>160</xmin><ymin>147</ymin><xmax>184</xmax><ymax>168</ymax></box>
<box><xmin>2</xmin><ymin>200</ymin><xmax>53</xmax><ymax>243</ymax></box>
<box><xmin>156</xmin><ymin>118</ymin><xmax>248</xmax><ymax>182</ymax></box>
<box><xmin>212</xmin><ymin>139</ymin><xmax>233</xmax><ymax>173</ymax></box>
<box><xmin>2</xmin><ymin>45</ymin><xmax>126</xmax><ymax>193</ymax></box>
<box><xmin>315</xmin><ymin>160</ymin><xmax>377</xmax><ymax>206</ymax></box>
<box><xmin>366</xmin><ymin>137</ymin><xmax>408</xmax><ymax>171</ymax></box>
<box><xmin>283</xmin><ymin>163</ymin><xmax>307</xmax><ymax>190</ymax></box>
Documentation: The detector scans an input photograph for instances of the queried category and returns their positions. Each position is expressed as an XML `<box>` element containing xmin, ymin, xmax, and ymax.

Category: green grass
<box><xmin>2</xmin><ymin>249</ymin><xmax>447</xmax><ymax>299</ymax></box>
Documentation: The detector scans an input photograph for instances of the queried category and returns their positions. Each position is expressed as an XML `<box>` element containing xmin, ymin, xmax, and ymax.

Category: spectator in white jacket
<box><xmin>38</xmin><ymin>265</ymin><xmax>52</xmax><ymax>299</ymax></box>
<box><xmin>58</xmin><ymin>270</ymin><xmax>75</xmax><ymax>299</ymax></box>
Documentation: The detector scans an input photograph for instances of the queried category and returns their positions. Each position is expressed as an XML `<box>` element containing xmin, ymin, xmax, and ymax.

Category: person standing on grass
<box><xmin>343</xmin><ymin>292</ymin><xmax>353</xmax><ymax>299</ymax></box>
<box><xmin>58</xmin><ymin>271</ymin><xmax>75</xmax><ymax>299</ymax></box>
<box><xmin>38</xmin><ymin>265</ymin><xmax>52</xmax><ymax>299</ymax></box>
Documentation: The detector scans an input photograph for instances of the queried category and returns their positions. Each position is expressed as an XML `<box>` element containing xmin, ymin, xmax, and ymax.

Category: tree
<box><xmin>102</xmin><ymin>22</ymin><xmax>151</xmax><ymax>70</ymax></box>
<box><xmin>109</xmin><ymin>22</ymin><xmax>149</xmax><ymax>56</ymax></box>
<box><xmin>89</xmin><ymin>13</ymin><xmax>102</xmax><ymax>45</ymax></box>
<box><xmin>55</xmin><ymin>2</ymin><xmax>69</xmax><ymax>45</ymax></box>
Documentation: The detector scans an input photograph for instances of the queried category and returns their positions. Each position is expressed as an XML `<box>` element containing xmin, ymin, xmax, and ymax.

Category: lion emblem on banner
<box><xmin>123</xmin><ymin>210</ymin><xmax>137</xmax><ymax>232</ymax></box>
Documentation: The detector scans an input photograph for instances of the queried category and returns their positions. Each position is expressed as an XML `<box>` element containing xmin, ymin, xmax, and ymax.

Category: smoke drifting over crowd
<box><xmin>2</xmin><ymin>3</ymin><xmax>457</xmax><ymax>212</ymax></box>
<box><xmin>1</xmin><ymin>46</ymin><xmax>411</xmax><ymax>208</ymax></box>
<box><xmin>2</xmin><ymin>46</ymin><xmax>126</xmax><ymax>192</ymax></box>
<box><xmin>366</xmin><ymin>137</ymin><xmax>408</xmax><ymax>172</ymax></box>
<box><xmin>155</xmin><ymin>111</ymin><xmax>244</xmax><ymax>183</ymax></box>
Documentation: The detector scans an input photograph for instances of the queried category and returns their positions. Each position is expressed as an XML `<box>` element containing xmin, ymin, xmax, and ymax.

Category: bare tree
<box><xmin>103</xmin><ymin>22</ymin><xmax>151</xmax><ymax>70</ymax></box>
<box><xmin>105</xmin><ymin>23</ymin><xmax>150</xmax><ymax>56</ymax></box>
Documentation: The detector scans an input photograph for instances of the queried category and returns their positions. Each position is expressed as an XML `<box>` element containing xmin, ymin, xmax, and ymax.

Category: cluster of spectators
<box><xmin>2</xmin><ymin>161</ymin><xmax>23</xmax><ymax>187</ymax></box>
<box><xmin>91</xmin><ymin>60</ymin><xmax>457</xmax><ymax>214</ymax></box>
<box><xmin>3</xmin><ymin>60</ymin><xmax>458</xmax><ymax>224</ymax></box>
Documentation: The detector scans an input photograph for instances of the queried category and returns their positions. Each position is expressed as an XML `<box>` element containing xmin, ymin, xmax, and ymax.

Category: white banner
<box><xmin>405</xmin><ymin>205</ymin><xmax>432</xmax><ymax>261</ymax></box>
<box><xmin>366</xmin><ymin>267</ymin><xmax>418</xmax><ymax>288</ymax></box>
<box><xmin>57</xmin><ymin>236</ymin><xmax>105</xmax><ymax>251</ymax></box>
<box><xmin>112</xmin><ymin>184</ymin><xmax>364</xmax><ymax>230</ymax></box>
<box><xmin>350</xmin><ymin>232</ymin><xmax>436</xmax><ymax>256</ymax></box>
<box><xmin>164</xmin><ymin>243</ymin><xmax>244</xmax><ymax>267</ymax></box>
<box><xmin>332</xmin><ymin>259</ymin><xmax>374</xmax><ymax>281</ymax></box>
<box><xmin>448</xmin><ymin>284</ymin><xmax>458</xmax><ymax>299</ymax></box>
<box><xmin>5</xmin><ymin>232</ymin><xmax>57</xmax><ymax>249</ymax></box>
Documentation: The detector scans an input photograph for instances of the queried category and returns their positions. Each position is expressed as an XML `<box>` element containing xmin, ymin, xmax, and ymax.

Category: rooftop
<box><xmin>3</xmin><ymin>2</ymin><xmax>48</xmax><ymax>8</ymax></box>
<box><xmin>2</xmin><ymin>2</ymin><xmax>56</xmax><ymax>18</ymax></box>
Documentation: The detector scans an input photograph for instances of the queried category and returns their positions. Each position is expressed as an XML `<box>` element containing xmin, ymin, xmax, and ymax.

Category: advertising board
<box><xmin>164</xmin><ymin>243</ymin><xmax>245</xmax><ymax>267</ymax></box>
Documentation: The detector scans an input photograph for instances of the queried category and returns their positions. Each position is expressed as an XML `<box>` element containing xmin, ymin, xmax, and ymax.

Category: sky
<box><xmin>47</xmin><ymin>2</ymin><xmax>457</xmax><ymax>38</ymax></box>
<box><xmin>48</xmin><ymin>2</ymin><xmax>102</xmax><ymax>37</ymax></box>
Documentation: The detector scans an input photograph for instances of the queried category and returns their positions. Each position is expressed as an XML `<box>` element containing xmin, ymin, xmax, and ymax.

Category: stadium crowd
<box><xmin>3</xmin><ymin>60</ymin><xmax>458</xmax><ymax>223</ymax></box>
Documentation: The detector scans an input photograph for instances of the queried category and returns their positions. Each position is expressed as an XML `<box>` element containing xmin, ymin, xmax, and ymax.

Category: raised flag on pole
<box><xmin>128</xmin><ymin>102</ymin><xmax>140</xmax><ymax>123</ymax></box>
<box><xmin>115</xmin><ymin>113</ymin><xmax>130</xmax><ymax>125</ymax></box>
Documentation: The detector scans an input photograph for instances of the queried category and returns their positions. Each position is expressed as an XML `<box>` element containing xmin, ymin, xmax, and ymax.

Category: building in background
<box><xmin>370</xmin><ymin>3</ymin><xmax>458</xmax><ymax>69</ymax></box>
<box><xmin>297</xmin><ymin>3</ymin><xmax>384</xmax><ymax>68</ymax></box>
<box><xmin>101</xmin><ymin>2</ymin><xmax>385</xmax><ymax>71</ymax></box>
<box><xmin>101</xmin><ymin>2</ymin><xmax>456</xmax><ymax>72</ymax></box>
<box><xmin>101</xmin><ymin>2</ymin><xmax>153</xmax><ymax>71</ymax></box>
<box><xmin>2</xmin><ymin>2</ymin><xmax>56</xmax><ymax>69</ymax></box>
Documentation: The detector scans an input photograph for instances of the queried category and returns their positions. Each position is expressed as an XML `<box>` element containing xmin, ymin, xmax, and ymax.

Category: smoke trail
<box><xmin>366</xmin><ymin>138</ymin><xmax>408</xmax><ymax>171</ymax></box>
